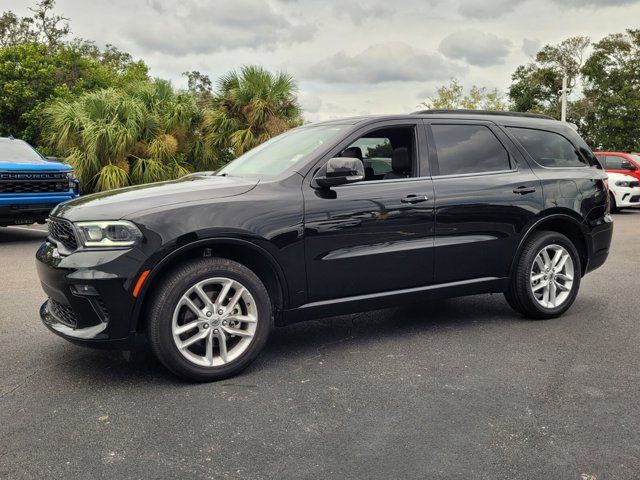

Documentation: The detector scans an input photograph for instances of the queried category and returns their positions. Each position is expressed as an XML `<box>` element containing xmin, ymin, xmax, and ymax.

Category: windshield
<box><xmin>628</xmin><ymin>154</ymin><xmax>640</xmax><ymax>164</ymax></box>
<box><xmin>217</xmin><ymin>125</ymin><xmax>347</xmax><ymax>177</ymax></box>
<box><xmin>0</xmin><ymin>139</ymin><xmax>44</xmax><ymax>163</ymax></box>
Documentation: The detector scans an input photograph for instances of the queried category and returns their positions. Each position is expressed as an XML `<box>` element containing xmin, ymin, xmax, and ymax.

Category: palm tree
<box><xmin>201</xmin><ymin>65</ymin><xmax>302</xmax><ymax>156</ymax></box>
<box><xmin>41</xmin><ymin>79</ymin><xmax>219</xmax><ymax>192</ymax></box>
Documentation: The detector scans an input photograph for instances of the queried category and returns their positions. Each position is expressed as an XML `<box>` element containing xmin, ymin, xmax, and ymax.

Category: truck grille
<box><xmin>49</xmin><ymin>298</ymin><xmax>77</xmax><ymax>327</ymax></box>
<box><xmin>48</xmin><ymin>218</ymin><xmax>78</xmax><ymax>251</ymax></box>
<box><xmin>0</xmin><ymin>180</ymin><xmax>69</xmax><ymax>194</ymax></box>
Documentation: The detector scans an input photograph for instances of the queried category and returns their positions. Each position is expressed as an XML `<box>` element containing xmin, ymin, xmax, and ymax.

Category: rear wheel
<box><xmin>148</xmin><ymin>257</ymin><xmax>272</xmax><ymax>381</ymax></box>
<box><xmin>505</xmin><ymin>231</ymin><xmax>581</xmax><ymax>319</ymax></box>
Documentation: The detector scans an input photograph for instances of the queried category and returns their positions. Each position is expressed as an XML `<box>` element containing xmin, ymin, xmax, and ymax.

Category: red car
<box><xmin>594</xmin><ymin>151</ymin><xmax>640</xmax><ymax>182</ymax></box>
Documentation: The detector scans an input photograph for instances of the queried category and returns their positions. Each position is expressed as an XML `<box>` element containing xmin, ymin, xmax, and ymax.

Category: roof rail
<box><xmin>412</xmin><ymin>109</ymin><xmax>556</xmax><ymax>120</ymax></box>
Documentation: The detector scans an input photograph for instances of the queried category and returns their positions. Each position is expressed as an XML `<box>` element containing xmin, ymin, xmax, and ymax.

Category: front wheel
<box><xmin>609</xmin><ymin>192</ymin><xmax>620</xmax><ymax>213</ymax></box>
<box><xmin>505</xmin><ymin>231</ymin><xmax>581</xmax><ymax>319</ymax></box>
<box><xmin>147</xmin><ymin>257</ymin><xmax>273</xmax><ymax>381</ymax></box>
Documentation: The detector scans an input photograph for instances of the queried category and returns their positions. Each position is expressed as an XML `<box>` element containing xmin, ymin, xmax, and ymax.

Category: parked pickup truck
<box><xmin>0</xmin><ymin>137</ymin><xmax>79</xmax><ymax>227</ymax></box>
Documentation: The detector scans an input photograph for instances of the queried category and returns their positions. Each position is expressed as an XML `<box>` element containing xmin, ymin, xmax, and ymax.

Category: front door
<box><xmin>303</xmin><ymin>121</ymin><xmax>435</xmax><ymax>302</ymax></box>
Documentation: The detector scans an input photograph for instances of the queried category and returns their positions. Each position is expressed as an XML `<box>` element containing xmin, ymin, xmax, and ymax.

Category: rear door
<box><xmin>425</xmin><ymin>120</ymin><xmax>544</xmax><ymax>283</ymax></box>
<box><xmin>302</xmin><ymin>119</ymin><xmax>436</xmax><ymax>302</ymax></box>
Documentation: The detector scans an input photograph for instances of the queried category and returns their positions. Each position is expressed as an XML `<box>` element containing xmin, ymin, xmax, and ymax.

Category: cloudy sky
<box><xmin>6</xmin><ymin>0</ymin><xmax>640</xmax><ymax>121</ymax></box>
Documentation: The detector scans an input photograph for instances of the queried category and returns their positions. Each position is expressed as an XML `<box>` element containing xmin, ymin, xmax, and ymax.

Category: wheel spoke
<box><xmin>214</xmin><ymin>280</ymin><xmax>233</xmax><ymax>307</ymax></box>
<box><xmin>555</xmin><ymin>272</ymin><xmax>573</xmax><ymax>282</ymax></box>
<box><xmin>554</xmin><ymin>280</ymin><xmax>570</xmax><ymax>292</ymax></box>
<box><xmin>194</xmin><ymin>285</ymin><xmax>214</xmax><ymax>310</ymax></box>
<box><xmin>205</xmin><ymin>330</ymin><xmax>213</xmax><ymax>365</ymax></box>
<box><xmin>534</xmin><ymin>255</ymin><xmax>546</xmax><ymax>272</ymax></box>
<box><xmin>542</xmin><ymin>283</ymin><xmax>550</xmax><ymax>305</ymax></box>
<box><xmin>532</xmin><ymin>281</ymin><xmax>546</xmax><ymax>292</ymax></box>
<box><xmin>531</xmin><ymin>273</ymin><xmax>545</xmax><ymax>283</ymax></box>
<box><xmin>179</xmin><ymin>329</ymin><xmax>208</xmax><ymax>350</ymax></box>
<box><xmin>217</xmin><ymin>330</ymin><xmax>228</xmax><ymax>362</ymax></box>
<box><xmin>226</xmin><ymin>286</ymin><xmax>246</xmax><ymax>312</ymax></box>
<box><xmin>226</xmin><ymin>314</ymin><xmax>257</xmax><ymax>324</ymax></box>
<box><xmin>549</xmin><ymin>280</ymin><xmax>557</xmax><ymax>306</ymax></box>
<box><xmin>222</xmin><ymin>325</ymin><xmax>253</xmax><ymax>337</ymax></box>
<box><xmin>181</xmin><ymin>297</ymin><xmax>202</xmax><ymax>318</ymax></box>
<box><xmin>556</xmin><ymin>254</ymin><xmax>570</xmax><ymax>271</ymax></box>
<box><xmin>541</xmin><ymin>249</ymin><xmax>552</xmax><ymax>269</ymax></box>
<box><xmin>175</xmin><ymin>320</ymin><xmax>200</xmax><ymax>335</ymax></box>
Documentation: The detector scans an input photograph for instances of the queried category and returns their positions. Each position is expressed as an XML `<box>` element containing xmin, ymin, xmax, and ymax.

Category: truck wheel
<box><xmin>148</xmin><ymin>257</ymin><xmax>273</xmax><ymax>382</ymax></box>
<box><xmin>505</xmin><ymin>231</ymin><xmax>581</xmax><ymax>320</ymax></box>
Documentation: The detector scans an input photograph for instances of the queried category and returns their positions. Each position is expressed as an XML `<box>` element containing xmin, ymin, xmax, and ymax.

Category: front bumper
<box><xmin>0</xmin><ymin>192</ymin><xmax>78</xmax><ymax>225</ymax></box>
<box><xmin>35</xmin><ymin>239</ymin><xmax>144</xmax><ymax>347</ymax></box>
<box><xmin>611</xmin><ymin>186</ymin><xmax>640</xmax><ymax>208</ymax></box>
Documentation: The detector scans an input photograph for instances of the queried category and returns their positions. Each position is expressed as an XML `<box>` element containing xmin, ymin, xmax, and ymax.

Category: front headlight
<box><xmin>75</xmin><ymin>221</ymin><xmax>143</xmax><ymax>248</ymax></box>
<box><xmin>615</xmin><ymin>180</ymin><xmax>632</xmax><ymax>187</ymax></box>
<box><xmin>66</xmin><ymin>171</ymin><xmax>77</xmax><ymax>190</ymax></box>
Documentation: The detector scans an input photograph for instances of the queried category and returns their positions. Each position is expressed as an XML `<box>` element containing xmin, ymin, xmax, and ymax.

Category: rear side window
<box><xmin>431</xmin><ymin>124</ymin><xmax>510</xmax><ymax>176</ymax></box>
<box><xmin>509</xmin><ymin>127</ymin><xmax>586</xmax><ymax>168</ymax></box>
<box><xmin>605</xmin><ymin>156</ymin><xmax>625</xmax><ymax>169</ymax></box>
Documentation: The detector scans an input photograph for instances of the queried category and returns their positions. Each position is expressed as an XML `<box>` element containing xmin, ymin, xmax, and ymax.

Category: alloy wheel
<box><xmin>529</xmin><ymin>244</ymin><xmax>575</xmax><ymax>309</ymax></box>
<box><xmin>172</xmin><ymin>277</ymin><xmax>258</xmax><ymax>367</ymax></box>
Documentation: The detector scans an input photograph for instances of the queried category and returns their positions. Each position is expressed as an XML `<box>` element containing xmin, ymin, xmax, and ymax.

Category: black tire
<box><xmin>147</xmin><ymin>257</ymin><xmax>273</xmax><ymax>382</ymax></box>
<box><xmin>504</xmin><ymin>231</ymin><xmax>581</xmax><ymax>320</ymax></box>
<box><xmin>609</xmin><ymin>192</ymin><xmax>620</xmax><ymax>213</ymax></box>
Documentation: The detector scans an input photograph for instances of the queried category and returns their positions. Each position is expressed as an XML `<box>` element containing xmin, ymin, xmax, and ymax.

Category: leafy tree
<box><xmin>0</xmin><ymin>0</ymin><xmax>69</xmax><ymax>49</ymax></box>
<box><xmin>419</xmin><ymin>79</ymin><xmax>507</xmax><ymax>111</ymax></box>
<box><xmin>0</xmin><ymin>42</ymin><xmax>148</xmax><ymax>144</ymax></box>
<box><xmin>581</xmin><ymin>29</ymin><xmax>640</xmax><ymax>151</ymax></box>
<box><xmin>201</xmin><ymin>65</ymin><xmax>303</xmax><ymax>156</ymax></box>
<box><xmin>365</xmin><ymin>141</ymin><xmax>394</xmax><ymax>159</ymax></box>
<box><xmin>41</xmin><ymin>80</ymin><xmax>218</xmax><ymax>192</ymax></box>
<box><xmin>508</xmin><ymin>36</ymin><xmax>590</xmax><ymax>120</ymax></box>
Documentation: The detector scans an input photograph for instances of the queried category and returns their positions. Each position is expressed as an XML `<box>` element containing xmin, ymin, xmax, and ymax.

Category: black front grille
<box><xmin>48</xmin><ymin>218</ymin><xmax>78</xmax><ymax>251</ymax></box>
<box><xmin>0</xmin><ymin>181</ymin><xmax>69</xmax><ymax>194</ymax></box>
<box><xmin>630</xmin><ymin>195</ymin><xmax>640</xmax><ymax>203</ymax></box>
<box><xmin>49</xmin><ymin>298</ymin><xmax>77</xmax><ymax>327</ymax></box>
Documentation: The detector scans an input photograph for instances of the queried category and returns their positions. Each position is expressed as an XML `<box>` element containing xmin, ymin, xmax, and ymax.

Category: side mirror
<box><xmin>312</xmin><ymin>157</ymin><xmax>365</xmax><ymax>188</ymax></box>
<box><xmin>620</xmin><ymin>160</ymin><xmax>637</xmax><ymax>171</ymax></box>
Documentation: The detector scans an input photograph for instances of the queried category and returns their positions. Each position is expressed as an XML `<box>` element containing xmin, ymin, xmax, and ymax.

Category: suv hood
<box><xmin>53</xmin><ymin>174</ymin><xmax>259</xmax><ymax>222</ymax></box>
<box><xmin>0</xmin><ymin>159</ymin><xmax>73</xmax><ymax>172</ymax></box>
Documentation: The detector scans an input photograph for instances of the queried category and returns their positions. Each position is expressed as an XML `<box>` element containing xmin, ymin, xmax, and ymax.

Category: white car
<box><xmin>607</xmin><ymin>172</ymin><xmax>640</xmax><ymax>211</ymax></box>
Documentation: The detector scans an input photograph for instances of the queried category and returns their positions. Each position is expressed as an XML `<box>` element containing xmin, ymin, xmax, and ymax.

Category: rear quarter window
<box><xmin>509</xmin><ymin>127</ymin><xmax>586</xmax><ymax>168</ymax></box>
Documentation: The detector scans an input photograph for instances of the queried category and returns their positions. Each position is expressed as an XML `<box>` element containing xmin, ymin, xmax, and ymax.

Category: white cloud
<box><xmin>306</xmin><ymin>42</ymin><xmax>467</xmax><ymax>84</ymax></box>
<box><xmin>522</xmin><ymin>38</ymin><xmax>541</xmax><ymax>57</ymax></box>
<box><xmin>439</xmin><ymin>31</ymin><xmax>512</xmax><ymax>67</ymax></box>
<box><xmin>126</xmin><ymin>0</ymin><xmax>315</xmax><ymax>56</ymax></box>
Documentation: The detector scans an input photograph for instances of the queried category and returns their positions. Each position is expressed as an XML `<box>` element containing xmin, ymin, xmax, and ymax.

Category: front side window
<box><xmin>431</xmin><ymin>124</ymin><xmax>510</xmax><ymax>176</ymax></box>
<box><xmin>218</xmin><ymin>125</ymin><xmax>348</xmax><ymax>178</ymax></box>
<box><xmin>605</xmin><ymin>156</ymin><xmax>625</xmax><ymax>169</ymax></box>
<box><xmin>339</xmin><ymin>126</ymin><xmax>416</xmax><ymax>181</ymax></box>
<box><xmin>509</xmin><ymin>127</ymin><xmax>586</xmax><ymax>168</ymax></box>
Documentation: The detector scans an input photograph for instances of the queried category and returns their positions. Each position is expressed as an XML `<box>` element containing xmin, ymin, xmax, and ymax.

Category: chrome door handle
<box><xmin>513</xmin><ymin>186</ymin><xmax>536</xmax><ymax>195</ymax></box>
<box><xmin>401</xmin><ymin>194</ymin><xmax>429</xmax><ymax>204</ymax></box>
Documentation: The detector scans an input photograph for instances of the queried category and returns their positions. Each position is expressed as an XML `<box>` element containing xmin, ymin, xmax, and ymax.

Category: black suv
<box><xmin>36</xmin><ymin>111</ymin><xmax>613</xmax><ymax>381</ymax></box>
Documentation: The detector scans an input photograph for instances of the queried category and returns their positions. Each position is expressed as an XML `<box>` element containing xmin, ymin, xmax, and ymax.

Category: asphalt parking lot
<box><xmin>1</xmin><ymin>214</ymin><xmax>639</xmax><ymax>480</ymax></box>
